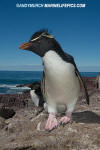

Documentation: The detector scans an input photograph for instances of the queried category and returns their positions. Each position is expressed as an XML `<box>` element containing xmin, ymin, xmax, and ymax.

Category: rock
<box><xmin>0</xmin><ymin>80</ymin><xmax>100</xmax><ymax>149</ymax></box>
<box><xmin>67</xmin><ymin>127</ymin><xmax>77</xmax><ymax>133</ymax></box>
<box><xmin>17</xmin><ymin>81</ymin><xmax>41</xmax><ymax>90</ymax></box>
<box><xmin>0</xmin><ymin>93</ymin><xmax>32</xmax><ymax>110</ymax></box>
<box><xmin>0</xmin><ymin>117</ymin><xmax>6</xmax><ymax>129</ymax></box>
<box><xmin>0</xmin><ymin>107</ymin><xmax>15</xmax><ymax>119</ymax></box>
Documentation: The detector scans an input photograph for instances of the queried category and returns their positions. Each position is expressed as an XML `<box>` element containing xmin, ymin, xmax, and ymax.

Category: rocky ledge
<box><xmin>0</xmin><ymin>78</ymin><xmax>100</xmax><ymax>150</ymax></box>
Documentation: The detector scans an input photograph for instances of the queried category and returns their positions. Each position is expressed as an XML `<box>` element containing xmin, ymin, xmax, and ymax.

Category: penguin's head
<box><xmin>19</xmin><ymin>30</ymin><xmax>60</xmax><ymax>57</ymax></box>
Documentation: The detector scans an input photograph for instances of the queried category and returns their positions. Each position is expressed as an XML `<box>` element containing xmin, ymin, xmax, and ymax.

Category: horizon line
<box><xmin>0</xmin><ymin>65</ymin><xmax>100</xmax><ymax>72</ymax></box>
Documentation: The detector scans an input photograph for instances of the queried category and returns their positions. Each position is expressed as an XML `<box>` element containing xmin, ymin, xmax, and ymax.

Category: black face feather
<box><xmin>20</xmin><ymin>29</ymin><xmax>76</xmax><ymax>64</ymax></box>
<box><xmin>20</xmin><ymin>29</ymin><xmax>77</xmax><ymax>66</ymax></box>
<box><xmin>29</xmin><ymin>29</ymin><xmax>49</xmax><ymax>42</ymax></box>
<box><xmin>26</xmin><ymin>29</ymin><xmax>65</xmax><ymax>57</ymax></box>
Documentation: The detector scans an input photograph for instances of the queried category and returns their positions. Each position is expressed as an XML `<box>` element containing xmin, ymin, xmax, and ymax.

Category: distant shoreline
<box><xmin>0</xmin><ymin>71</ymin><xmax>99</xmax><ymax>94</ymax></box>
<box><xmin>0</xmin><ymin>70</ymin><xmax>99</xmax><ymax>72</ymax></box>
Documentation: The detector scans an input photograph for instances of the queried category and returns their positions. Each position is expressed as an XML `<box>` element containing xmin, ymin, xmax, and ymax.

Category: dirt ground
<box><xmin>0</xmin><ymin>89</ymin><xmax>100</xmax><ymax>150</ymax></box>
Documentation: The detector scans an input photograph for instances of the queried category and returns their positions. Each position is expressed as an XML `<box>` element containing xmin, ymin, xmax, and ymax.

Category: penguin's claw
<box><xmin>45</xmin><ymin>114</ymin><xmax>58</xmax><ymax>131</ymax></box>
<box><xmin>60</xmin><ymin>116</ymin><xmax>71</xmax><ymax>125</ymax></box>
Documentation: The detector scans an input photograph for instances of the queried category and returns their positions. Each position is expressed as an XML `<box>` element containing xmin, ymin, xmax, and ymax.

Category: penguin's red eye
<box><xmin>37</xmin><ymin>40</ymin><xmax>40</xmax><ymax>43</ymax></box>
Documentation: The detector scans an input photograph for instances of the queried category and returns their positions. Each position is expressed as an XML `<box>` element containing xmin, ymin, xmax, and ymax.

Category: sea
<box><xmin>0</xmin><ymin>71</ymin><xmax>99</xmax><ymax>94</ymax></box>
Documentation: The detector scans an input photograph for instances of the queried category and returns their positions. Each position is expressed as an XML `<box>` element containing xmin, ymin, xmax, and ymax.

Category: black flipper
<box><xmin>41</xmin><ymin>71</ymin><xmax>46</xmax><ymax>101</ymax></box>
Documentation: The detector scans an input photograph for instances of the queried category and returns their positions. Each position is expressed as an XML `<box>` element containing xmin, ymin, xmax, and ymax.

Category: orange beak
<box><xmin>19</xmin><ymin>42</ymin><xmax>32</xmax><ymax>50</ymax></box>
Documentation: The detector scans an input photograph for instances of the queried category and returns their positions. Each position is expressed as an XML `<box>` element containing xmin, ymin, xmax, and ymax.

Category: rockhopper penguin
<box><xmin>19</xmin><ymin>30</ymin><xmax>89</xmax><ymax>131</ymax></box>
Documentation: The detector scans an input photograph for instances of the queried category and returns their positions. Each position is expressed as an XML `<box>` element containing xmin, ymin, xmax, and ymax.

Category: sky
<box><xmin>0</xmin><ymin>0</ymin><xmax>100</xmax><ymax>71</ymax></box>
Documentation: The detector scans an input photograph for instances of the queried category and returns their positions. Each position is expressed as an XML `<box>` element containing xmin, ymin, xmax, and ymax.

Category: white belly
<box><xmin>45</xmin><ymin>68</ymin><xmax>80</xmax><ymax>105</ymax></box>
<box><xmin>43</xmin><ymin>50</ymin><xmax>80</xmax><ymax>112</ymax></box>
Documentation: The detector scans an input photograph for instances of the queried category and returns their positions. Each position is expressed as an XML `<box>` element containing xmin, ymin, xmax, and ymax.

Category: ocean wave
<box><xmin>10</xmin><ymin>86</ymin><xmax>31</xmax><ymax>90</ymax></box>
<box><xmin>0</xmin><ymin>84</ymin><xmax>31</xmax><ymax>92</ymax></box>
<box><xmin>0</xmin><ymin>84</ymin><xmax>18</xmax><ymax>88</ymax></box>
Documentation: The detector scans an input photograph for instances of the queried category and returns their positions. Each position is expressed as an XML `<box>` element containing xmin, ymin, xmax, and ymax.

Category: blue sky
<box><xmin>0</xmin><ymin>0</ymin><xmax>100</xmax><ymax>71</ymax></box>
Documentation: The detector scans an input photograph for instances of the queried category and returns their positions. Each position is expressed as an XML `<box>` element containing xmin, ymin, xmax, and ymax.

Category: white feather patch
<box><xmin>43</xmin><ymin>50</ymin><xmax>80</xmax><ymax>113</ymax></box>
<box><xmin>30</xmin><ymin>90</ymin><xmax>39</xmax><ymax>106</ymax></box>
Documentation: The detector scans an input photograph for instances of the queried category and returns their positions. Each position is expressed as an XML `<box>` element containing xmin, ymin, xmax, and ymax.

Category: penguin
<box><xmin>19</xmin><ymin>29</ymin><xmax>89</xmax><ymax>131</ymax></box>
<box><xmin>29</xmin><ymin>81</ymin><xmax>44</xmax><ymax>107</ymax></box>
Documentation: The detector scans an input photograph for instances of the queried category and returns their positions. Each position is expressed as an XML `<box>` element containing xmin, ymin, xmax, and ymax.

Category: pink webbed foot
<box><xmin>45</xmin><ymin>114</ymin><xmax>58</xmax><ymax>131</ymax></box>
<box><xmin>60</xmin><ymin>113</ymin><xmax>72</xmax><ymax>125</ymax></box>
